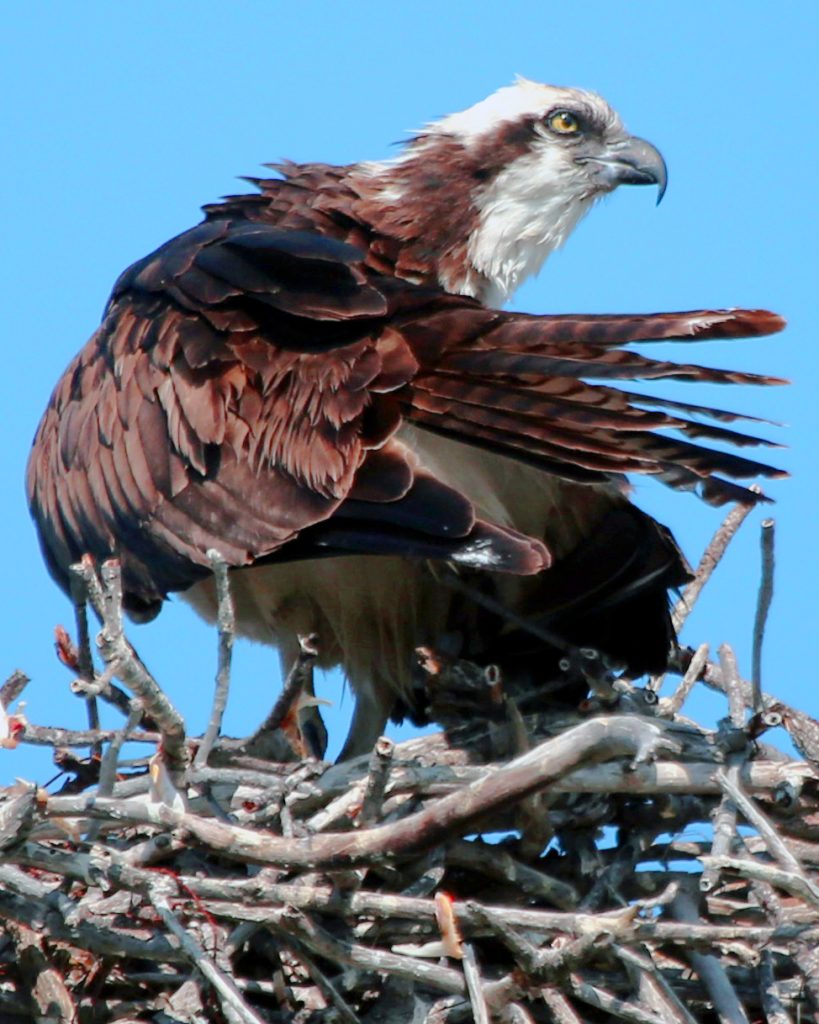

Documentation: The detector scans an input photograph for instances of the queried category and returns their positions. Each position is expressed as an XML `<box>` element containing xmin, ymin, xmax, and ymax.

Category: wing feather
<box><xmin>397</xmin><ymin>303</ymin><xmax>786</xmax><ymax>504</ymax></box>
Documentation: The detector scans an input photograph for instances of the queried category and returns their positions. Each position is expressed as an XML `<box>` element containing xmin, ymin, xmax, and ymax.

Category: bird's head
<box><xmin>429</xmin><ymin>79</ymin><xmax>666</xmax><ymax>203</ymax></box>
<box><xmin>364</xmin><ymin>79</ymin><xmax>666</xmax><ymax>305</ymax></box>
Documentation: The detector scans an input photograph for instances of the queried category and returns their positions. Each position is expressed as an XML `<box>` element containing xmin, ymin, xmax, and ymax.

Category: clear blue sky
<box><xmin>2</xmin><ymin>3</ymin><xmax>816</xmax><ymax>782</ymax></box>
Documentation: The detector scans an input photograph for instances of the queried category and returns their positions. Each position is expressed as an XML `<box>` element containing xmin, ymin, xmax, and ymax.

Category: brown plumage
<box><xmin>27</xmin><ymin>81</ymin><xmax>786</xmax><ymax>757</ymax></box>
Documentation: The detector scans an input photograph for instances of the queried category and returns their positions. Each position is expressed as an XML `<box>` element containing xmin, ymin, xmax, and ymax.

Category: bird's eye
<box><xmin>547</xmin><ymin>110</ymin><xmax>581</xmax><ymax>135</ymax></box>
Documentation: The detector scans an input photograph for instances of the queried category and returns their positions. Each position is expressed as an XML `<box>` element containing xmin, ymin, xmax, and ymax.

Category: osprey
<box><xmin>27</xmin><ymin>80</ymin><xmax>785</xmax><ymax>758</ymax></box>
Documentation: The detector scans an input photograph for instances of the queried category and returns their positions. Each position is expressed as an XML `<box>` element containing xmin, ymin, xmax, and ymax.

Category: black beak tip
<box><xmin>577</xmin><ymin>137</ymin><xmax>668</xmax><ymax>204</ymax></box>
<box><xmin>618</xmin><ymin>136</ymin><xmax>668</xmax><ymax>205</ymax></box>
<box><xmin>654</xmin><ymin>158</ymin><xmax>668</xmax><ymax>205</ymax></box>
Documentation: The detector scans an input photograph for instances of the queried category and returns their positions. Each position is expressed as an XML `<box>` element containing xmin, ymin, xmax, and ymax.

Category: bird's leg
<box><xmin>282</xmin><ymin>636</ymin><xmax>327</xmax><ymax>759</ymax></box>
<box><xmin>243</xmin><ymin>636</ymin><xmax>327</xmax><ymax>760</ymax></box>
<box><xmin>337</xmin><ymin>686</ymin><xmax>392</xmax><ymax>762</ymax></box>
<box><xmin>297</xmin><ymin>671</ymin><xmax>329</xmax><ymax>761</ymax></box>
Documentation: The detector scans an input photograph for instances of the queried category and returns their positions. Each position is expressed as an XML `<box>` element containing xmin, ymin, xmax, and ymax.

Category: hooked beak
<box><xmin>576</xmin><ymin>136</ymin><xmax>668</xmax><ymax>205</ymax></box>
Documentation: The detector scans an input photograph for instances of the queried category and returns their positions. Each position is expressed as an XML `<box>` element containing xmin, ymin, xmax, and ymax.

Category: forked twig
<box><xmin>80</xmin><ymin>559</ymin><xmax>188</xmax><ymax>778</ymax></box>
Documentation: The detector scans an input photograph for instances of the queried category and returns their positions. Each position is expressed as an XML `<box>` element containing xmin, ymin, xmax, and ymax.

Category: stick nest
<box><xmin>2</xmin><ymin>512</ymin><xmax>818</xmax><ymax>1024</ymax></box>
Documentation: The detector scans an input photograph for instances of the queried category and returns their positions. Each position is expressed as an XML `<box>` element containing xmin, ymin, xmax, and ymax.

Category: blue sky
<box><xmin>2</xmin><ymin>3</ymin><xmax>816</xmax><ymax>782</ymax></box>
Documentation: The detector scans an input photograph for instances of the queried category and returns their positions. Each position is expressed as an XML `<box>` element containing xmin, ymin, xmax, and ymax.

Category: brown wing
<box><xmin>27</xmin><ymin>214</ymin><xmax>786</xmax><ymax>623</ymax></box>
<box><xmin>26</xmin><ymin>220</ymin><xmax>548</xmax><ymax>619</ymax></box>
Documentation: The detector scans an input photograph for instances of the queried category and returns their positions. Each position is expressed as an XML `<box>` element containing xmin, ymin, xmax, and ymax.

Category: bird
<box><xmin>27</xmin><ymin>79</ymin><xmax>785</xmax><ymax>759</ymax></box>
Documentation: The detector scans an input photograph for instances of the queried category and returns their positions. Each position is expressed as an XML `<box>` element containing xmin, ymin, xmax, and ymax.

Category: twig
<box><xmin>568</xmin><ymin>975</ymin><xmax>667</xmax><ymax>1024</ymax></box>
<box><xmin>18</xmin><ymin>722</ymin><xmax>159</xmax><ymax>748</ymax></box>
<box><xmin>759</xmin><ymin>949</ymin><xmax>793</xmax><ymax>1024</ymax></box>
<box><xmin>671</xmin><ymin>500</ymin><xmax>756</xmax><ymax>634</ymax></box>
<box><xmin>663</xmin><ymin>643</ymin><xmax>709</xmax><ymax>717</ymax></box>
<box><xmin>617</xmin><ymin>944</ymin><xmax>698</xmax><ymax>1024</ymax></box>
<box><xmin>148</xmin><ymin>882</ymin><xmax>266</xmax><ymax>1024</ymax></box>
<box><xmin>752</xmin><ymin>519</ymin><xmax>775</xmax><ymax>712</ymax></box>
<box><xmin>672</xmin><ymin>889</ymin><xmax>750</xmax><ymax>1024</ymax></box>
<box><xmin>139</xmin><ymin>889</ymin><xmax>819</xmax><ymax>946</ymax></box>
<box><xmin>492</xmin><ymin>914</ymin><xmax>610</xmax><ymax>983</ymax></box>
<box><xmin>449</xmin><ymin>841</ymin><xmax>578</xmax><ymax>910</ymax></box>
<box><xmin>280</xmin><ymin>936</ymin><xmax>361</xmax><ymax>1024</ymax></box>
<box><xmin>0</xmin><ymin>786</ymin><xmax>37</xmax><ymax>851</ymax></box>
<box><xmin>699</xmin><ymin>646</ymin><xmax>747</xmax><ymax>893</ymax></box>
<box><xmin>719</xmin><ymin>643</ymin><xmax>746</xmax><ymax>729</ymax></box>
<box><xmin>716</xmin><ymin>768</ymin><xmax>806</xmax><ymax>876</ymax></box>
<box><xmin>275</xmin><ymin>907</ymin><xmax>466</xmax><ymax>995</ymax></box>
<box><xmin>359</xmin><ymin>736</ymin><xmax>394</xmax><ymax>826</ymax></box>
<box><xmin>503</xmin><ymin>693</ymin><xmax>555</xmax><ymax>856</ymax></box>
<box><xmin>461</xmin><ymin>943</ymin><xmax>490</xmax><ymax>1024</ymax></box>
<box><xmin>581</xmin><ymin>828</ymin><xmax>658</xmax><ymax>911</ymax></box>
<box><xmin>701</xmin><ymin>763</ymin><xmax>739</xmax><ymax>894</ymax></box>
<box><xmin>194</xmin><ymin>551</ymin><xmax>235</xmax><ymax>769</ymax></box>
<box><xmin>0</xmin><ymin>670</ymin><xmax>30</xmax><ymax>708</ymax></box>
<box><xmin>541</xmin><ymin>988</ymin><xmax>584</xmax><ymax>1024</ymax></box>
<box><xmin>700</xmin><ymin>854</ymin><xmax>819</xmax><ymax>907</ymax></box>
<box><xmin>769</xmin><ymin>703</ymin><xmax>819</xmax><ymax>765</ymax></box>
<box><xmin>68</xmin><ymin>565</ymin><xmax>101</xmax><ymax>763</ymax></box>
<box><xmin>91</xmin><ymin>560</ymin><xmax>187</xmax><ymax>778</ymax></box>
<box><xmin>69</xmin><ymin>664</ymin><xmax>134</xmax><ymax>718</ymax></box>
<box><xmin>0</xmin><ymin>880</ymin><xmax>185</xmax><ymax>962</ymax></box>
<box><xmin>700</xmin><ymin>663</ymin><xmax>819</xmax><ymax>771</ymax></box>
<box><xmin>8</xmin><ymin>922</ymin><xmax>76</xmax><ymax>1023</ymax></box>
<box><xmin>86</xmin><ymin>697</ymin><xmax>142</xmax><ymax>842</ymax></box>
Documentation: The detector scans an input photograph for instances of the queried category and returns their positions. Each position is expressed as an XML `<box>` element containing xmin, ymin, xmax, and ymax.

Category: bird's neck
<box><xmin>348</xmin><ymin>145</ymin><xmax>488</xmax><ymax>300</ymax></box>
<box><xmin>348</xmin><ymin>143</ymin><xmax>592</xmax><ymax>307</ymax></box>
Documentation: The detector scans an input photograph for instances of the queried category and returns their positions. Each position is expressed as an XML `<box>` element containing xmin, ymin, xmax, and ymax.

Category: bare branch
<box><xmin>68</xmin><ymin>563</ymin><xmax>100</xmax><ymax>760</ymax></box>
<box><xmin>663</xmin><ymin>642</ymin><xmax>709</xmax><ymax>717</ymax></box>
<box><xmin>0</xmin><ymin>670</ymin><xmax>30</xmax><ymax>708</ymax></box>
<box><xmin>194</xmin><ymin>551</ymin><xmax>235</xmax><ymax>769</ymax></box>
<box><xmin>71</xmin><ymin>717</ymin><xmax>681</xmax><ymax>869</ymax></box>
<box><xmin>752</xmin><ymin>519</ymin><xmax>776</xmax><ymax>711</ymax></box>
<box><xmin>716</xmin><ymin>768</ymin><xmax>806</xmax><ymax>876</ymax></box>
<box><xmin>672</xmin><ymin>889</ymin><xmax>751</xmax><ymax>1024</ymax></box>
<box><xmin>759</xmin><ymin>949</ymin><xmax>794</xmax><ymax>1024</ymax></box>
<box><xmin>462</xmin><ymin>943</ymin><xmax>490</xmax><ymax>1024</ymax></box>
<box><xmin>672</xmin><ymin>500</ymin><xmax>756</xmax><ymax>634</ymax></box>
<box><xmin>148</xmin><ymin>882</ymin><xmax>266</xmax><ymax>1024</ymax></box>
<box><xmin>90</xmin><ymin>559</ymin><xmax>188</xmax><ymax>777</ymax></box>
<box><xmin>359</xmin><ymin>735</ymin><xmax>394</xmax><ymax>826</ymax></box>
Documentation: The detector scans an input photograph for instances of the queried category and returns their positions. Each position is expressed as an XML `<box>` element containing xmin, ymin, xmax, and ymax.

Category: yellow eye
<box><xmin>547</xmin><ymin>110</ymin><xmax>581</xmax><ymax>134</ymax></box>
